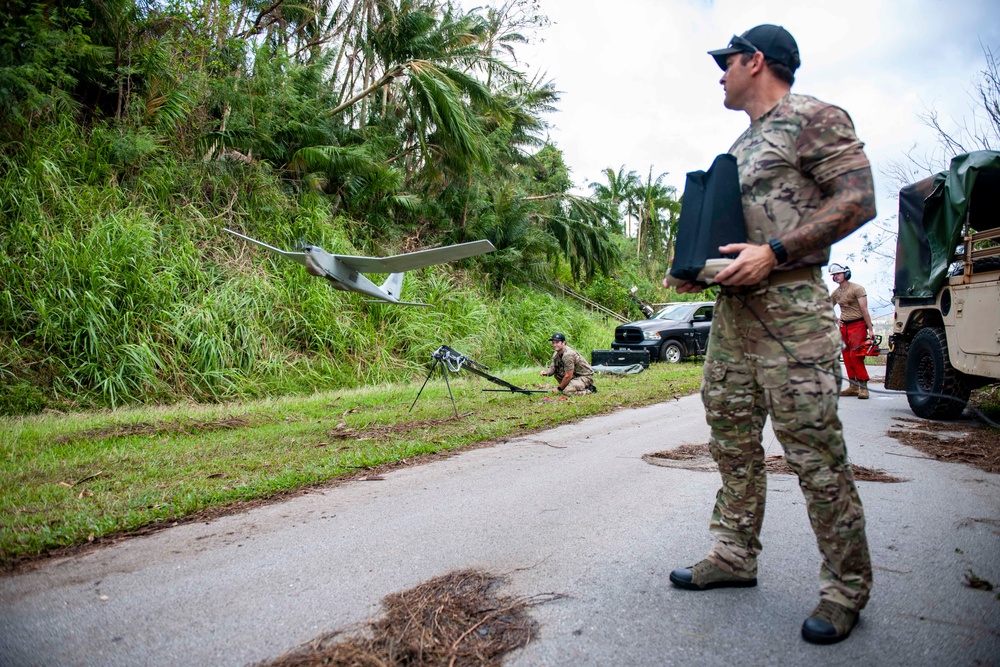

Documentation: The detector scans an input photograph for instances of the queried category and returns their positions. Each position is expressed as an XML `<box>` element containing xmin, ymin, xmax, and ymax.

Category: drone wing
<box><xmin>333</xmin><ymin>240</ymin><xmax>495</xmax><ymax>274</ymax></box>
<box><xmin>224</xmin><ymin>228</ymin><xmax>308</xmax><ymax>268</ymax></box>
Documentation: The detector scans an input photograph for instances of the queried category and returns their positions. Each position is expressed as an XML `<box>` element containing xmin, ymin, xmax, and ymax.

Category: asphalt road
<box><xmin>2</xmin><ymin>376</ymin><xmax>999</xmax><ymax>666</ymax></box>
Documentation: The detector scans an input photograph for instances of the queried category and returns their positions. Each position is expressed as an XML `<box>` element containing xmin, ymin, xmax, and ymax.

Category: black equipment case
<box><xmin>668</xmin><ymin>153</ymin><xmax>746</xmax><ymax>283</ymax></box>
<box><xmin>591</xmin><ymin>349</ymin><xmax>650</xmax><ymax>368</ymax></box>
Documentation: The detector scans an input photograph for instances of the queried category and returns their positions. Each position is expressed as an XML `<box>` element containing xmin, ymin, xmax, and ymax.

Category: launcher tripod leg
<box><xmin>409</xmin><ymin>360</ymin><xmax>439</xmax><ymax>413</ymax></box>
<box><xmin>440</xmin><ymin>361</ymin><xmax>458</xmax><ymax>418</ymax></box>
<box><xmin>408</xmin><ymin>359</ymin><xmax>459</xmax><ymax>417</ymax></box>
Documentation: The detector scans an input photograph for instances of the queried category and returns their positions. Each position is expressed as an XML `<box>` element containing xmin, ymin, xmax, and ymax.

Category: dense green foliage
<box><xmin>0</xmin><ymin>0</ymin><xmax>683</xmax><ymax>415</ymax></box>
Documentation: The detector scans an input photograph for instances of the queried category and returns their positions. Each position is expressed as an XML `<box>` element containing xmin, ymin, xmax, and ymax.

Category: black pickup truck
<box><xmin>612</xmin><ymin>301</ymin><xmax>715</xmax><ymax>363</ymax></box>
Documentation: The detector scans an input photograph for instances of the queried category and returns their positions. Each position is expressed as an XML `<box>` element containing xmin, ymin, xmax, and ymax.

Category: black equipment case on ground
<box><xmin>591</xmin><ymin>349</ymin><xmax>650</xmax><ymax>368</ymax></box>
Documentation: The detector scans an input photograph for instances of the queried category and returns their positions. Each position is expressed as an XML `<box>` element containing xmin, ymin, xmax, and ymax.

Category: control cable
<box><xmin>728</xmin><ymin>291</ymin><xmax>999</xmax><ymax>429</ymax></box>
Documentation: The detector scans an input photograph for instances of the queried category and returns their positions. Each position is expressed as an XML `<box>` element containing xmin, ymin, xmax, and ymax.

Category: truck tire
<box><xmin>904</xmin><ymin>327</ymin><xmax>970</xmax><ymax>420</ymax></box>
<box><xmin>660</xmin><ymin>341</ymin><xmax>683</xmax><ymax>364</ymax></box>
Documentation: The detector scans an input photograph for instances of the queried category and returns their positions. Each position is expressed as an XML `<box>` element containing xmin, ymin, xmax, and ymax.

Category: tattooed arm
<box><xmin>781</xmin><ymin>167</ymin><xmax>877</xmax><ymax>262</ymax></box>
<box><xmin>713</xmin><ymin>167</ymin><xmax>876</xmax><ymax>287</ymax></box>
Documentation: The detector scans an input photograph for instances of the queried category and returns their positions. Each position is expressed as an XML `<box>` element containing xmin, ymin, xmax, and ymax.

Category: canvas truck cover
<box><xmin>894</xmin><ymin>150</ymin><xmax>1000</xmax><ymax>302</ymax></box>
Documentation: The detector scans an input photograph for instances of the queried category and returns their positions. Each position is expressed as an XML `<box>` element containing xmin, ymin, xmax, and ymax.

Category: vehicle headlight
<box><xmin>643</xmin><ymin>331</ymin><xmax>661</xmax><ymax>340</ymax></box>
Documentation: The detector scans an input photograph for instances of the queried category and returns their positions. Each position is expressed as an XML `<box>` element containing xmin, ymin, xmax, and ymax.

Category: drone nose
<box><xmin>304</xmin><ymin>253</ymin><xmax>325</xmax><ymax>277</ymax></box>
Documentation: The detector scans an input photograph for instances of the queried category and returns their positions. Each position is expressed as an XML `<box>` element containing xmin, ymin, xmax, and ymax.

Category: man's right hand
<box><xmin>713</xmin><ymin>243</ymin><xmax>778</xmax><ymax>286</ymax></box>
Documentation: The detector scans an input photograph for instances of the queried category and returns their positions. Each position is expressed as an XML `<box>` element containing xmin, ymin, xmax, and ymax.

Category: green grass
<box><xmin>970</xmin><ymin>385</ymin><xmax>1000</xmax><ymax>423</ymax></box>
<box><xmin>0</xmin><ymin>361</ymin><xmax>702</xmax><ymax>567</ymax></box>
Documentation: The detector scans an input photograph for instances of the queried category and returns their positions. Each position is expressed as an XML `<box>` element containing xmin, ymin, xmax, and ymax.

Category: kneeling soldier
<box><xmin>540</xmin><ymin>333</ymin><xmax>596</xmax><ymax>395</ymax></box>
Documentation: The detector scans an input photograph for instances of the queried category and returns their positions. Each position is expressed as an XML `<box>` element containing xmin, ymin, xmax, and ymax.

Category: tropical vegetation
<box><xmin>0</xmin><ymin>0</ymin><xmax>686</xmax><ymax>415</ymax></box>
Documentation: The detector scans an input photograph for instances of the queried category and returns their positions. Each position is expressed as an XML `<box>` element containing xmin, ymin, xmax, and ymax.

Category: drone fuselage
<box><xmin>224</xmin><ymin>228</ymin><xmax>494</xmax><ymax>306</ymax></box>
<box><xmin>303</xmin><ymin>247</ymin><xmax>379</xmax><ymax>296</ymax></box>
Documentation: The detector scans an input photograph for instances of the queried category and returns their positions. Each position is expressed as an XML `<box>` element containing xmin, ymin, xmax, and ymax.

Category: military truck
<box><xmin>885</xmin><ymin>151</ymin><xmax>1000</xmax><ymax>419</ymax></box>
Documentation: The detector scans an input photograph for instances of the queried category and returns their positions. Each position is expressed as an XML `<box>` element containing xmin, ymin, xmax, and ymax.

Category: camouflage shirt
<box><xmin>547</xmin><ymin>345</ymin><xmax>593</xmax><ymax>382</ymax></box>
<box><xmin>729</xmin><ymin>93</ymin><xmax>871</xmax><ymax>269</ymax></box>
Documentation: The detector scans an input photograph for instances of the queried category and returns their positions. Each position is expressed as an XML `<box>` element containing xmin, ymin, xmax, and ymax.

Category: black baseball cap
<box><xmin>708</xmin><ymin>24</ymin><xmax>800</xmax><ymax>71</ymax></box>
<box><xmin>548</xmin><ymin>333</ymin><xmax>566</xmax><ymax>342</ymax></box>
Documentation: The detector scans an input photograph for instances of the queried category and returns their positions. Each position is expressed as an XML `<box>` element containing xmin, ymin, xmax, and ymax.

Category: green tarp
<box><xmin>894</xmin><ymin>150</ymin><xmax>1000</xmax><ymax>302</ymax></box>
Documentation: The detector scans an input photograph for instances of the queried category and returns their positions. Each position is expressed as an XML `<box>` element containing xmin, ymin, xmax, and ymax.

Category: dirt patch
<box><xmin>254</xmin><ymin>569</ymin><xmax>563</xmax><ymax>667</ymax></box>
<box><xmin>54</xmin><ymin>416</ymin><xmax>250</xmax><ymax>443</ymax></box>
<box><xmin>50</xmin><ymin>407</ymin><xmax>465</xmax><ymax>447</ymax></box>
<box><xmin>645</xmin><ymin>444</ymin><xmax>906</xmax><ymax>482</ymax></box>
<box><xmin>887</xmin><ymin>417</ymin><xmax>1000</xmax><ymax>474</ymax></box>
<box><xmin>324</xmin><ymin>411</ymin><xmax>470</xmax><ymax>442</ymax></box>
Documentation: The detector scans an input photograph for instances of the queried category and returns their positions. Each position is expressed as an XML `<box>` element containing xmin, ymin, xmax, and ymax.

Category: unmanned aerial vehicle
<box><xmin>225</xmin><ymin>228</ymin><xmax>495</xmax><ymax>306</ymax></box>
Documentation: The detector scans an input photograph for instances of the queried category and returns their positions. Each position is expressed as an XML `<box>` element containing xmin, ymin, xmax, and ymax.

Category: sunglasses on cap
<box><xmin>728</xmin><ymin>34</ymin><xmax>759</xmax><ymax>55</ymax></box>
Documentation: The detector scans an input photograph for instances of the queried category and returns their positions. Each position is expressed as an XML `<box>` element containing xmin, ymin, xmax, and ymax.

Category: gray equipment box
<box><xmin>591</xmin><ymin>349</ymin><xmax>650</xmax><ymax>368</ymax></box>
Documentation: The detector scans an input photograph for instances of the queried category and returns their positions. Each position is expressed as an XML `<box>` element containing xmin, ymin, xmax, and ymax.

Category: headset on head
<box><xmin>828</xmin><ymin>263</ymin><xmax>851</xmax><ymax>280</ymax></box>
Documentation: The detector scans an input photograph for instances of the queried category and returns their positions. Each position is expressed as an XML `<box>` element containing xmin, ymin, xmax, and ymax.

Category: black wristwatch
<box><xmin>768</xmin><ymin>237</ymin><xmax>788</xmax><ymax>265</ymax></box>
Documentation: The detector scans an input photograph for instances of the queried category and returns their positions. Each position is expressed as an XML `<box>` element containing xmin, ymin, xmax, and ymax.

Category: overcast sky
<box><xmin>509</xmin><ymin>0</ymin><xmax>1000</xmax><ymax>313</ymax></box>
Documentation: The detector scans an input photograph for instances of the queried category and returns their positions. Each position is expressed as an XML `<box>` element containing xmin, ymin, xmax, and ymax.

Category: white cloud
<box><xmin>509</xmin><ymin>0</ymin><xmax>1000</xmax><ymax>312</ymax></box>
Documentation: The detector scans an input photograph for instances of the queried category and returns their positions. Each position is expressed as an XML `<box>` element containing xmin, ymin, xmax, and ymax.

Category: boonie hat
<box><xmin>708</xmin><ymin>24</ymin><xmax>800</xmax><ymax>71</ymax></box>
<box><xmin>548</xmin><ymin>333</ymin><xmax>566</xmax><ymax>342</ymax></box>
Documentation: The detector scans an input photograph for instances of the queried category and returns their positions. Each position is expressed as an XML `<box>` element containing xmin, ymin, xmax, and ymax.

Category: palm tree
<box><xmin>588</xmin><ymin>165</ymin><xmax>639</xmax><ymax>234</ymax></box>
<box><xmin>320</xmin><ymin>1</ymin><xmax>512</xmax><ymax>172</ymax></box>
<box><xmin>632</xmin><ymin>167</ymin><xmax>680</xmax><ymax>261</ymax></box>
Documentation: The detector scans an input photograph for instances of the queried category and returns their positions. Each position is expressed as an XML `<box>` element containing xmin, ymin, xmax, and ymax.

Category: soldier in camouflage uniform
<box><xmin>540</xmin><ymin>333</ymin><xmax>595</xmax><ymax>396</ymax></box>
<box><xmin>664</xmin><ymin>25</ymin><xmax>876</xmax><ymax>645</ymax></box>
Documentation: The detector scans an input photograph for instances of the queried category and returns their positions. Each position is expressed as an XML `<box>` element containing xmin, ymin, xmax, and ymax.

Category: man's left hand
<box><xmin>713</xmin><ymin>243</ymin><xmax>778</xmax><ymax>286</ymax></box>
<box><xmin>664</xmin><ymin>276</ymin><xmax>706</xmax><ymax>294</ymax></box>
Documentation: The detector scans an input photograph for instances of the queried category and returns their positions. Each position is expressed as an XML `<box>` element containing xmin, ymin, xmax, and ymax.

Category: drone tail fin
<box><xmin>380</xmin><ymin>272</ymin><xmax>405</xmax><ymax>300</ymax></box>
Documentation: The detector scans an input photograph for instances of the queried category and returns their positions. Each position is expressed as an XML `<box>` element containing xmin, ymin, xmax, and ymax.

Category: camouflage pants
<box><xmin>700</xmin><ymin>279</ymin><xmax>872</xmax><ymax>611</ymax></box>
<box><xmin>561</xmin><ymin>375</ymin><xmax>594</xmax><ymax>396</ymax></box>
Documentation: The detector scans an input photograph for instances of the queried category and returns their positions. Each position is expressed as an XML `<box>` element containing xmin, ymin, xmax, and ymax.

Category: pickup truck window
<box><xmin>693</xmin><ymin>306</ymin><xmax>714</xmax><ymax>321</ymax></box>
<box><xmin>653</xmin><ymin>304</ymin><xmax>692</xmax><ymax>321</ymax></box>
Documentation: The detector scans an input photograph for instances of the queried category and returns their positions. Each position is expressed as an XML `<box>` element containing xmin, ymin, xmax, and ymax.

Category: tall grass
<box><xmin>0</xmin><ymin>121</ymin><xmax>617</xmax><ymax>415</ymax></box>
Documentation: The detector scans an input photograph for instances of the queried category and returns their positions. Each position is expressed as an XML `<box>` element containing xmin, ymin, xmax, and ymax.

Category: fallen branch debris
<box><xmin>255</xmin><ymin>570</ymin><xmax>564</xmax><ymax>667</ymax></box>
<box><xmin>887</xmin><ymin>417</ymin><xmax>1000</xmax><ymax>473</ymax></box>
<box><xmin>645</xmin><ymin>444</ymin><xmax>907</xmax><ymax>482</ymax></box>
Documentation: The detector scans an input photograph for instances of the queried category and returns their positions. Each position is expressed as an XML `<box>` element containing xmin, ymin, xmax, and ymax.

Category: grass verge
<box><xmin>1</xmin><ymin>362</ymin><xmax>701</xmax><ymax>569</ymax></box>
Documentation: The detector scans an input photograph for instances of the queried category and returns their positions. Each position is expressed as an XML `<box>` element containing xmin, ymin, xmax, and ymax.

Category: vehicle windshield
<box><xmin>652</xmin><ymin>304</ymin><xmax>692</xmax><ymax>321</ymax></box>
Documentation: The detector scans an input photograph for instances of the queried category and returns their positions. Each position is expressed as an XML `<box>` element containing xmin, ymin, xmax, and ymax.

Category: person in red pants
<box><xmin>829</xmin><ymin>263</ymin><xmax>874</xmax><ymax>398</ymax></box>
